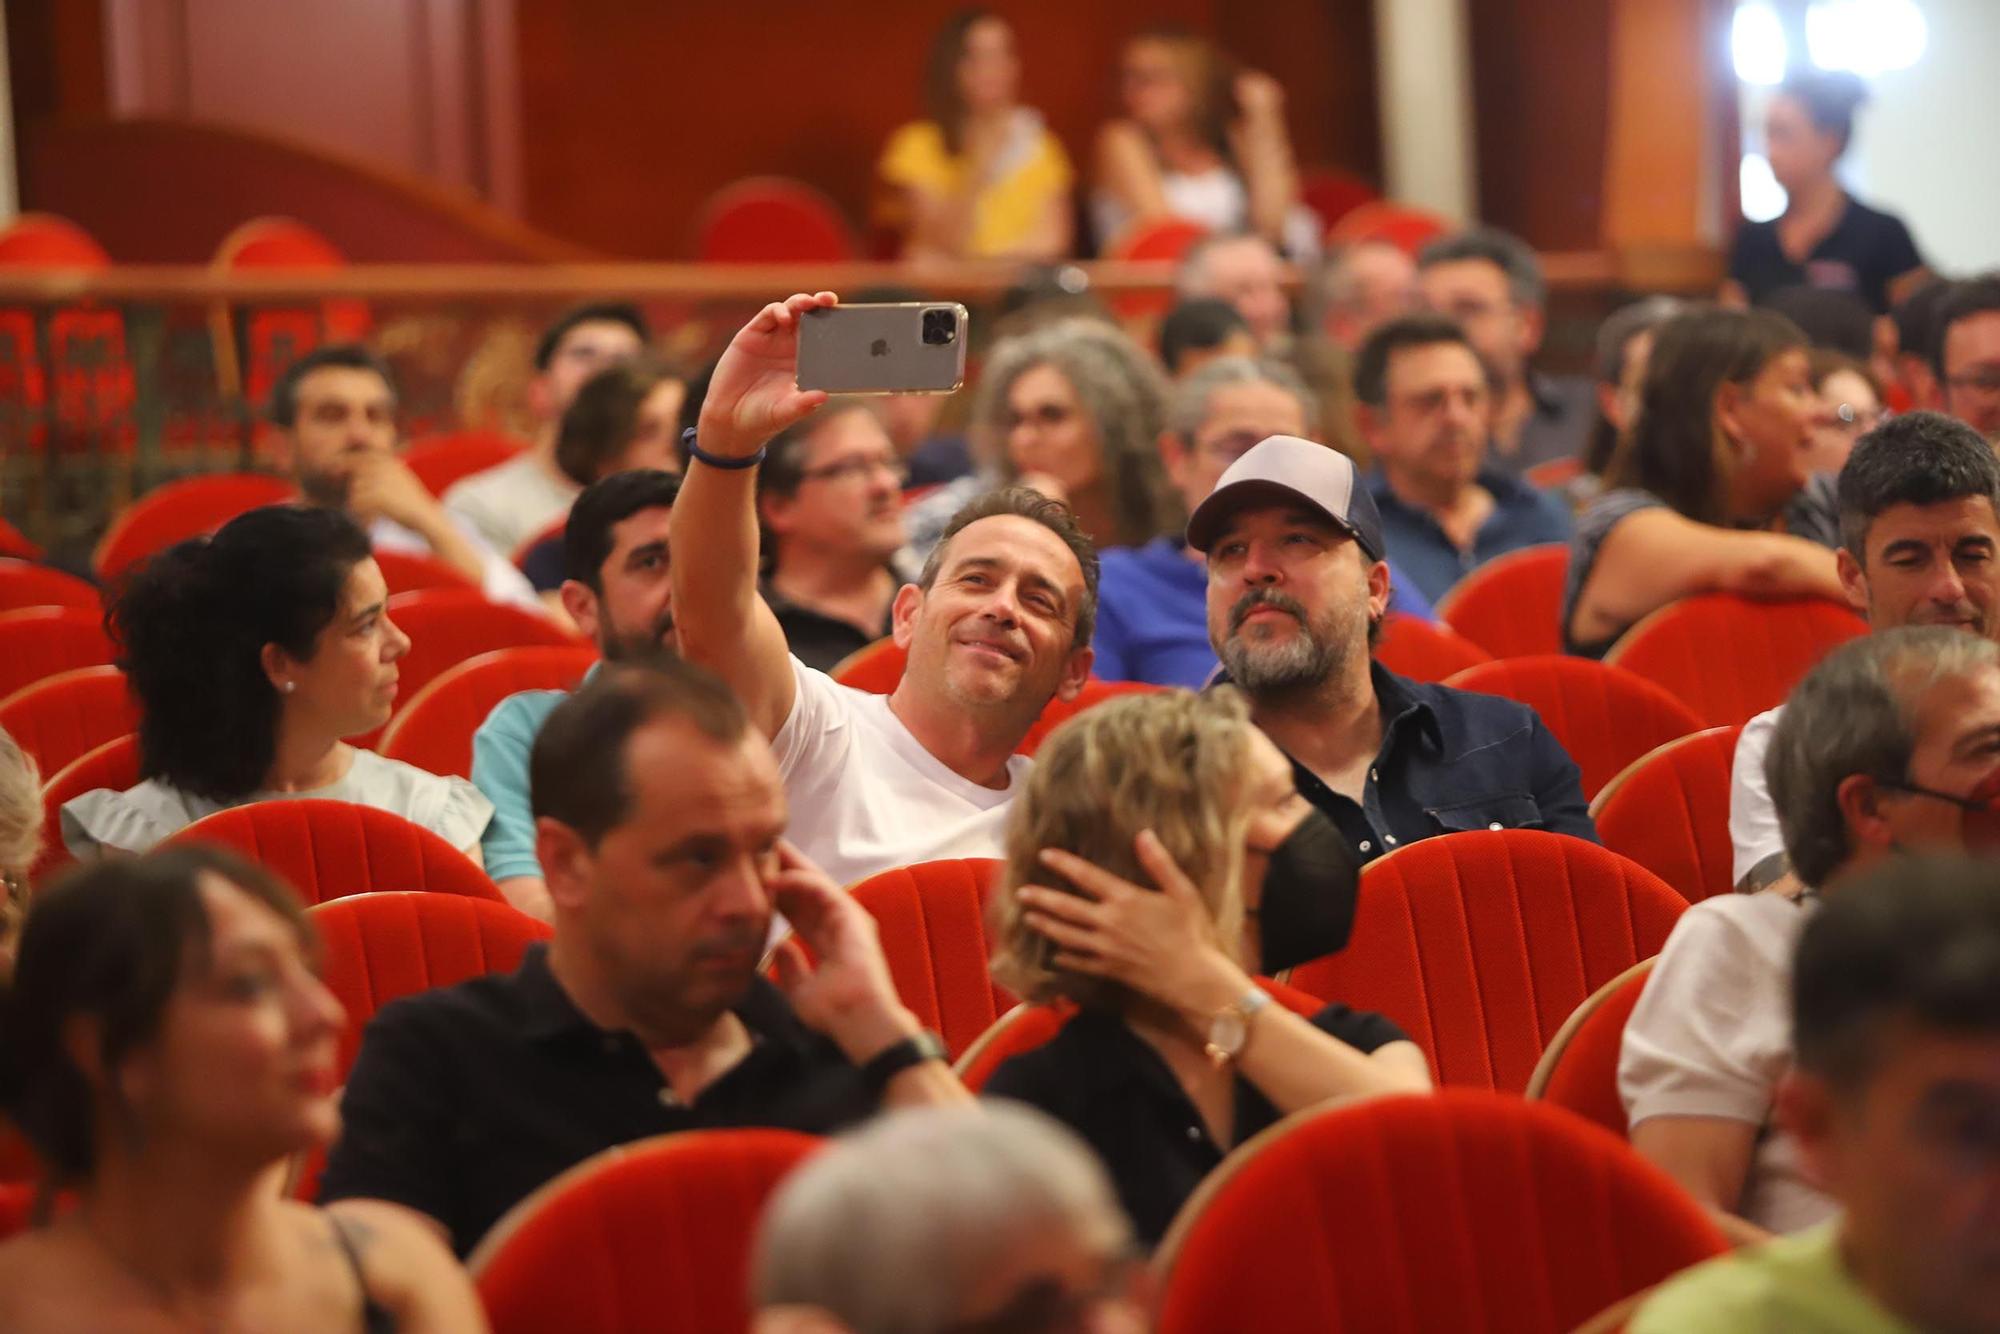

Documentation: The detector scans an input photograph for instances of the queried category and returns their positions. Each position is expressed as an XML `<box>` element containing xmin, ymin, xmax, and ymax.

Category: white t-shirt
<box><xmin>772</xmin><ymin>657</ymin><xmax>1028</xmax><ymax>890</ymax></box>
<box><xmin>1619</xmin><ymin>890</ymin><xmax>1836</xmax><ymax>1235</ymax></box>
<box><xmin>1730</xmin><ymin>706</ymin><xmax>1785</xmax><ymax>886</ymax></box>
<box><xmin>442</xmin><ymin>453</ymin><xmax>580</xmax><ymax>559</ymax></box>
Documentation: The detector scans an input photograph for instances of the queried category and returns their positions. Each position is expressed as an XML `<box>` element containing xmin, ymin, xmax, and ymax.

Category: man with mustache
<box><xmin>1187</xmin><ymin>434</ymin><xmax>1596</xmax><ymax>958</ymax></box>
<box><xmin>471</xmin><ymin>469</ymin><xmax>683</xmax><ymax>920</ymax></box>
<box><xmin>323</xmin><ymin>659</ymin><xmax>967</xmax><ymax>1257</ymax></box>
<box><xmin>1732</xmin><ymin>411</ymin><xmax>2000</xmax><ymax>894</ymax></box>
<box><xmin>755</xmin><ymin>404</ymin><xmax>919</xmax><ymax>672</ymax></box>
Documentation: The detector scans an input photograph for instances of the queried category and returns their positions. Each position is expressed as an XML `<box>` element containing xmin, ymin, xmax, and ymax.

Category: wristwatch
<box><xmin>1204</xmin><ymin>986</ymin><xmax>1273</xmax><ymax>1066</ymax></box>
<box><xmin>859</xmin><ymin>1030</ymin><xmax>950</xmax><ymax>1090</ymax></box>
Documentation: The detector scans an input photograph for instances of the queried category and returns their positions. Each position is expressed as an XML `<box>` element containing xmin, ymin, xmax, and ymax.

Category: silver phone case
<box><xmin>796</xmin><ymin>302</ymin><xmax>969</xmax><ymax>395</ymax></box>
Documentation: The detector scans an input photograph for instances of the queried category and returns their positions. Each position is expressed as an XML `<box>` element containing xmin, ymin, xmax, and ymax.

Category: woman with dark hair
<box><xmin>1562</xmin><ymin>307</ymin><xmax>1845</xmax><ymax>658</ymax></box>
<box><xmin>1579</xmin><ymin>294</ymin><xmax>1684</xmax><ymax>485</ymax></box>
<box><xmin>1093</xmin><ymin>27</ymin><xmax>1315</xmax><ymax>257</ymax></box>
<box><xmin>1724</xmin><ymin>70</ymin><xmax>1930</xmax><ymax>313</ymax></box>
<box><xmin>61</xmin><ymin>505</ymin><xmax>492</xmax><ymax>858</ymax></box>
<box><xmin>877</xmin><ymin>10</ymin><xmax>1073</xmax><ymax>262</ymax></box>
<box><xmin>0</xmin><ymin>847</ymin><xmax>485</xmax><ymax>1331</ymax></box>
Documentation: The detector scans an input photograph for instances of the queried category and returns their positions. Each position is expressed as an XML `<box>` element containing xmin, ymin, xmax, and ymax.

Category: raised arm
<box><xmin>673</xmin><ymin>293</ymin><xmax>835</xmax><ymax>738</ymax></box>
<box><xmin>1227</xmin><ymin>72</ymin><xmax>1302</xmax><ymax>249</ymax></box>
<box><xmin>1094</xmin><ymin>121</ymin><xmax>1171</xmax><ymax>226</ymax></box>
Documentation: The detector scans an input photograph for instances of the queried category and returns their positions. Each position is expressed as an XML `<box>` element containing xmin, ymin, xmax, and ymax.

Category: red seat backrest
<box><xmin>91</xmin><ymin>474</ymin><xmax>296</xmax><ymax>582</ymax></box>
<box><xmin>1441</xmin><ymin>655</ymin><xmax>1704</xmax><ymax>798</ymax></box>
<box><xmin>1605</xmin><ymin>593</ymin><xmax>1867</xmax><ymax>728</ymax></box>
<box><xmin>1527</xmin><ymin>959</ymin><xmax>1657</xmax><ymax>1139</ymax></box>
<box><xmin>471</xmin><ymin>1129</ymin><xmax>822</xmax><ymax>1334</ymax></box>
<box><xmin>165</xmin><ymin>799</ymin><xmax>502</xmax><ymax>906</ymax></box>
<box><xmin>0</xmin><ymin>1182</ymin><xmax>34</xmax><ymax>1242</ymax></box>
<box><xmin>33</xmin><ymin>732</ymin><xmax>140</xmax><ymax>889</ymax></box>
<box><xmin>0</xmin><ymin>520</ymin><xmax>42</xmax><ymax>563</ymax></box>
<box><xmin>692</xmin><ymin>177</ymin><xmax>859</xmax><ymax>263</ymax></box>
<box><xmin>382</xmin><ymin>589</ymin><xmax>586</xmax><ymax>722</ymax></box>
<box><xmin>373</xmin><ymin>548</ymin><xmax>479</xmax><ymax>596</ymax></box>
<box><xmin>1015</xmin><ymin>679</ymin><xmax>1167</xmax><ymax>757</ymax></box>
<box><xmin>0</xmin><ymin>558</ymin><xmax>100</xmax><ymax>614</ymax></box>
<box><xmin>310</xmin><ymin>891</ymin><xmax>552</xmax><ymax>1081</ymax></box>
<box><xmin>1285</xmin><ymin>830</ymin><xmax>1685</xmax><ymax>1091</ymax></box>
<box><xmin>0</xmin><ymin>665</ymin><xmax>138</xmax><ymax>778</ymax></box>
<box><xmin>845</xmin><ymin>859</ymin><xmax>1006</xmax><ymax>1060</ymax></box>
<box><xmin>378</xmin><ymin>645</ymin><xmax>600</xmax><ymax>780</ymax></box>
<box><xmin>1434</xmin><ymin>543</ymin><xmax>1569</xmax><ymax>660</ymax></box>
<box><xmin>1154</xmin><ymin>1090</ymin><xmax>1729</xmax><ymax>1334</ymax></box>
<box><xmin>1325</xmin><ymin>200</ymin><xmax>1453</xmax><ymax>255</ymax></box>
<box><xmin>1373</xmin><ymin>612</ymin><xmax>1492</xmax><ymax>683</ymax></box>
<box><xmin>0</xmin><ymin>215</ymin><xmax>124</xmax><ymax>459</ymax></box>
<box><xmin>0</xmin><ymin>607</ymin><xmax>117</xmax><ymax>703</ymax></box>
<box><xmin>0</xmin><ymin>214</ymin><xmax>111</xmax><ymax>267</ymax></box>
<box><xmin>829</xmin><ymin>636</ymin><xmax>906</xmax><ymax>694</ymax></box>
<box><xmin>1103</xmin><ymin>217</ymin><xmax>1212</xmax><ymax>323</ymax></box>
<box><xmin>403</xmin><ymin>430</ymin><xmax>531</xmax><ymax>498</ymax></box>
<box><xmin>1297</xmin><ymin>167</ymin><xmax>1380</xmax><ymax>238</ymax></box>
<box><xmin>1592</xmin><ymin>725</ymin><xmax>1745</xmax><ymax>904</ymax></box>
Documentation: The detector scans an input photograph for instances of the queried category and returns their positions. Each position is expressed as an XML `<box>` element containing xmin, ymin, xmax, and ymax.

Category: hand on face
<box><xmin>767</xmin><ymin>841</ymin><xmax>919</xmax><ymax>1062</ymax></box>
<box><xmin>342</xmin><ymin>452</ymin><xmax>441</xmax><ymax>531</ymax></box>
<box><xmin>696</xmin><ymin>292</ymin><xmax>836</xmax><ymax>461</ymax></box>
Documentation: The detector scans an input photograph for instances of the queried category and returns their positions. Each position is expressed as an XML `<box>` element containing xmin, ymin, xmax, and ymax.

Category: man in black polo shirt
<box><xmin>1188</xmin><ymin>434</ymin><xmax>1598</xmax><ymax>967</ymax></box>
<box><xmin>320</xmin><ymin>658</ymin><xmax>965</xmax><ymax>1256</ymax></box>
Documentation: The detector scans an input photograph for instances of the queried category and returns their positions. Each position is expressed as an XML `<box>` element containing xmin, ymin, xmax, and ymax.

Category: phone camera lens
<box><xmin>921</xmin><ymin>308</ymin><xmax>958</xmax><ymax>346</ymax></box>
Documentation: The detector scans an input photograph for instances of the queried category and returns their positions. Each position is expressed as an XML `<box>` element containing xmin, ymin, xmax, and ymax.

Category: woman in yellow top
<box><xmin>877</xmin><ymin>10</ymin><xmax>1073</xmax><ymax>263</ymax></box>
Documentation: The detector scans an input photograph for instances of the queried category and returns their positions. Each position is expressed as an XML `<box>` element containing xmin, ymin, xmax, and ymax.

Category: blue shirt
<box><xmin>471</xmin><ymin>664</ymin><xmax>601</xmax><ymax>881</ymax></box>
<box><xmin>1369</xmin><ymin>468</ymin><xmax>1574</xmax><ymax>606</ymax></box>
<box><xmin>1093</xmin><ymin>537</ymin><xmax>1437</xmax><ymax>688</ymax></box>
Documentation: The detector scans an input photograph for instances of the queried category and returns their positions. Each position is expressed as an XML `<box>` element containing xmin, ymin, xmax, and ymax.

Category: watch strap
<box><xmin>858</xmin><ymin>1030</ymin><xmax>949</xmax><ymax>1089</ymax></box>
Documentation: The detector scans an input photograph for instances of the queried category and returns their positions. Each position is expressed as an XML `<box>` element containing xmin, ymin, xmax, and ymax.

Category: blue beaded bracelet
<box><xmin>682</xmin><ymin>426</ymin><xmax>765</xmax><ymax>470</ymax></box>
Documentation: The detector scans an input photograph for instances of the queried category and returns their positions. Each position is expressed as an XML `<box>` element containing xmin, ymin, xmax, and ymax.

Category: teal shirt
<box><xmin>1631</xmin><ymin>1223</ymin><xmax>1915</xmax><ymax>1334</ymax></box>
<box><xmin>472</xmin><ymin>665</ymin><xmax>600</xmax><ymax>882</ymax></box>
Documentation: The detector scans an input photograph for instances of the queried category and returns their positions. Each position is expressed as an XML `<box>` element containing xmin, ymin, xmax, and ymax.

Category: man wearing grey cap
<box><xmin>1188</xmin><ymin>434</ymin><xmax>1597</xmax><ymax>954</ymax></box>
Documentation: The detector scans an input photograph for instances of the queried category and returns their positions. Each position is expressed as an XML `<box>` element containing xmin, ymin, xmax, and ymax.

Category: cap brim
<box><xmin>1186</xmin><ymin>478</ymin><xmax>1363</xmax><ymax>554</ymax></box>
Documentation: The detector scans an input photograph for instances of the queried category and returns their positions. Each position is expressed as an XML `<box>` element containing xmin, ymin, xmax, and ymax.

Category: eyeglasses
<box><xmin>1826</xmin><ymin>402</ymin><xmax>1886</xmax><ymax>433</ymax></box>
<box><xmin>1193</xmin><ymin>430</ymin><xmax>1266</xmax><ymax>465</ymax></box>
<box><xmin>798</xmin><ymin>455</ymin><xmax>909</xmax><ymax>487</ymax></box>
<box><xmin>1947</xmin><ymin>367</ymin><xmax>2000</xmax><ymax>398</ymax></box>
<box><xmin>940</xmin><ymin>1254</ymin><xmax>1142</xmax><ymax>1334</ymax></box>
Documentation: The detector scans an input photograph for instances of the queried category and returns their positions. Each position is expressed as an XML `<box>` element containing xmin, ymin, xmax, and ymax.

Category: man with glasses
<box><xmin>1936</xmin><ymin>275</ymin><xmax>2000</xmax><ymax>443</ymax></box>
<box><xmin>1355</xmin><ymin>314</ymin><xmax>1572</xmax><ymax>605</ymax></box>
<box><xmin>757</xmin><ymin>404</ymin><xmax>918</xmax><ymax>671</ymax></box>
<box><xmin>1091</xmin><ymin>357</ymin><xmax>1432</xmax><ymax>687</ymax></box>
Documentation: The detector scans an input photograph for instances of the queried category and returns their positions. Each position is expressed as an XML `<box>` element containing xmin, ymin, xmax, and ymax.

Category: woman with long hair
<box><xmin>0</xmin><ymin>847</ymin><xmax>485</xmax><ymax>1331</ymax></box>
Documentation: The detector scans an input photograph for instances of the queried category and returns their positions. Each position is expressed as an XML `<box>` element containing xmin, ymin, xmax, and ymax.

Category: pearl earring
<box><xmin>280</xmin><ymin>681</ymin><xmax>296</xmax><ymax>694</ymax></box>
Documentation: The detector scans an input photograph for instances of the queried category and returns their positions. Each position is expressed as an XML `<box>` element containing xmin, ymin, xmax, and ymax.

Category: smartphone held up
<box><xmin>795</xmin><ymin>302</ymin><xmax>970</xmax><ymax>395</ymax></box>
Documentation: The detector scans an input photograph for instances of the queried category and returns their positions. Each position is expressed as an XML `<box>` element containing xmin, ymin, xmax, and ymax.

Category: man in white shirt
<box><xmin>1731</xmin><ymin>411</ymin><xmax>2000</xmax><ymax>893</ymax></box>
<box><xmin>1624</xmin><ymin>627</ymin><xmax>2000</xmax><ymax>1240</ymax></box>
<box><xmin>444</xmin><ymin>302</ymin><xmax>650</xmax><ymax>558</ymax></box>
<box><xmin>268</xmin><ymin>346</ymin><xmax>538</xmax><ymax>607</ymax></box>
<box><xmin>671</xmin><ymin>293</ymin><xmax>1096</xmax><ymax>889</ymax></box>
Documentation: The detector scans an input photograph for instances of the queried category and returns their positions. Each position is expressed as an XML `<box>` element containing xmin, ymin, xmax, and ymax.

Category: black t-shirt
<box><xmin>982</xmin><ymin>1003</ymin><xmax>1408</xmax><ymax>1247</ymax></box>
<box><xmin>1728</xmin><ymin>196</ymin><xmax>1924</xmax><ymax>314</ymax></box>
<box><xmin>318</xmin><ymin>945</ymin><xmax>880</xmax><ymax>1256</ymax></box>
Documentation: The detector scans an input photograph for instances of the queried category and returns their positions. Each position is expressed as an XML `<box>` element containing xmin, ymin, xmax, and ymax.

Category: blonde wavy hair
<box><xmin>991</xmin><ymin>688</ymin><xmax>1255</xmax><ymax>1008</ymax></box>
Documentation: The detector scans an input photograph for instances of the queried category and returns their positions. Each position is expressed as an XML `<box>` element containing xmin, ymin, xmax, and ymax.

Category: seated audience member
<box><xmin>1094</xmin><ymin>29</ymin><xmax>1317</xmax><ymax>258</ymax></box>
<box><xmin>673</xmin><ymin>293</ymin><xmax>1098</xmax><ymax>890</ymax></box>
<box><xmin>473</xmin><ymin>470</ymin><xmax>682</xmax><ymax>920</ymax></box>
<box><xmin>0</xmin><ymin>846</ymin><xmax>482</xmax><ymax>1332</ymax></box>
<box><xmin>1803</xmin><ymin>349</ymin><xmax>1886</xmax><ymax>475</ymax></box>
<box><xmin>1174</xmin><ymin>232</ymin><xmax>1292</xmax><ymax>350</ymax></box>
<box><xmin>321</xmin><ymin>662</ymin><xmax>967</xmax><ymax>1256</ymax></box>
<box><xmin>1579</xmin><ymin>295</ymin><xmax>1684</xmax><ymax>485</ymax></box>
<box><xmin>984</xmin><ymin>689</ymin><xmax>1431</xmax><ymax>1247</ymax></box>
<box><xmin>62</xmin><ymin>506</ymin><xmax>492</xmax><ymax>860</ymax></box>
<box><xmin>758</xmin><ymin>405</ymin><xmax>918</xmax><ymax>673</ymax></box>
<box><xmin>1724</xmin><ymin>71</ymin><xmax>1929</xmax><ymax>314</ymax></box>
<box><xmin>1314</xmin><ymin>239</ymin><xmax>1419</xmax><ymax>353</ymax></box>
<box><xmin>1158</xmin><ymin>297</ymin><xmax>1257</xmax><ymax>379</ymax></box>
<box><xmin>752</xmin><ymin>1105</ymin><xmax>1146</xmax><ymax>1334</ymax></box>
<box><xmin>1936</xmin><ymin>274</ymin><xmax>2000</xmax><ymax>442</ymax></box>
<box><xmin>1190</xmin><ymin>434</ymin><xmax>1597</xmax><ymax>880</ymax></box>
<box><xmin>1883</xmin><ymin>276</ymin><xmax>1952</xmax><ymax>413</ymax></box>
<box><xmin>518</xmin><ymin>359</ymin><xmax>687</xmax><ymax>593</ymax></box>
<box><xmin>1633</xmin><ymin>855</ymin><xmax>2000</xmax><ymax>1334</ymax></box>
<box><xmin>1563</xmin><ymin>306</ymin><xmax>1845</xmax><ymax>657</ymax></box>
<box><xmin>268</xmin><ymin>345</ymin><xmax>537</xmax><ymax>607</ymax></box>
<box><xmin>877</xmin><ymin>11</ymin><xmax>1072</xmax><ymax>263</ymax></box>
<box><xmin>907</xmin><ymin>318</ymin><xmax>1178</xmax><ymax>558</ymax></box>
<box><xmin>1093</xmin><ymin>357</ymin><xmax>1432</xmax><ymax>688</ymax></box>
<box><xmin>1417</xmin><ymin>226</ymin><xmax>1596</xmax><ymax>472</ymax></box>
<box><xmin>445</xmin><ymin>302</ymin><xmax>649</xmax><ymax>556</ymax></box>
<box><xmin>0</xmin><ymin>728</ymin><xmax>38</xmax><ymax>978</ymax></box>
<box><xmin>1356</xmin><ymin>314</ymin><xmax>1572</xmax><ymax>604</ymax></box>
<box><xmin>1624</xmin><ymin>627</ymin><xmax>2000</xmax><ymax>1239</ymax></box>
<box><xmin>1731</xmin><ymin>413</ymin><xmax>2000</xmax><ymax>893</ymax></box>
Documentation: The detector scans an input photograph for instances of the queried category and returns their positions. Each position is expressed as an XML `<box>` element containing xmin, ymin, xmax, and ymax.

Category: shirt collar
<box><xmin>516</xmin><ymin>940</ymin><xmax>806</xmax><ymax>1050</ymax></box>
<box><xmin>1527</xmin><ymin>370</ymin><xmax>1566</xmax><ymax>418</ymax></box>
<box><xmin>1368</xmin><ymin>660</ymin><xmax>1444</xmax><ymax>752</ymax></box>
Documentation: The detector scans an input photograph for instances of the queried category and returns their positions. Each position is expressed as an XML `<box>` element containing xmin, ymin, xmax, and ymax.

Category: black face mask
<box><xmin>1255</xmin><ymin>808</ymin><xmax>1362</xmax><ymax>973</ymax></box>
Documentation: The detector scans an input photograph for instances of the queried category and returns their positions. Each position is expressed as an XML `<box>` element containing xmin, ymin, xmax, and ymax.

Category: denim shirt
<box><xmin>1368</xmin><ymin>467</ymin><xmax>1574</xmax><ymax>606</ymax></box>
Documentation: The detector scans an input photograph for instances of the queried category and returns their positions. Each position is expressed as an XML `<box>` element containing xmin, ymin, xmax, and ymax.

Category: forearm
<box><xmin>1714</xmin><ymin>534</ymin><xmax>1843</xmax><ymax>600</ymax></box>
<box><xmin>1629</xmin><ymin>1115</ymin><xmax>1757</xmax><ymax>1218</ymax></box>
<box><xmin>1232</xmin><ymin>119</ymin><xmax>1299</xmax><ymax>244</ymax></box>
<box><xmin>494</xmin><ymin>875</ymin><xmax>554</xmax><ymax>922</ymax></box>
<box><xmin>1238</xmin><ymin>1015</ymin><xmax>1431</xmax><ymax>1112</ymax></box>
<box><xmin>669</xmin><ymin>456</ymin><xmax>794</xmax><ymax>733</ymax></box>
<box><xmin>882</xmin><ymin>1062</ymin><xmax>974</xmax><ymax>1109</ymax></box>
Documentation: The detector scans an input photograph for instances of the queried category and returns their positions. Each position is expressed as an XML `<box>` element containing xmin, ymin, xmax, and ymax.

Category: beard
<box><xmin>1217</xmin><ymin>588</ymin><xmax>1364</xmax><ymax>693</ymax></box>
<box><xmin>600</xmin><ymin>609</ymin><xmax>679</xmax><ymax>663</ymax></box>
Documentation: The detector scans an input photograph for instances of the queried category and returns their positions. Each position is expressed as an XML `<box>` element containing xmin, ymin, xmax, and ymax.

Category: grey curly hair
<box><xmin>972</xmin><ymin>319</ymin><xmax>1182</xmax><ymax>549</ymax></box>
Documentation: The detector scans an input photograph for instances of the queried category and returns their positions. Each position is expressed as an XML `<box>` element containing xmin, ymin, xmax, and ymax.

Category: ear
<box><xmin>259</xmin><ymin>642</ymin><xmax>294</xmax><ymax>693</ymax></box>
<box><xmin>759</xmin><ymin>490</ymin><xmax>798</xmax><ymax>539</ymax></box>
<box><xmin>1365</xmin><ymin>558</ymin><xmax>1393</xmax><ymax>623</ymax></box>
<box><xmin>1836</xmin><ymin>771</ymin><xmax>1895</xmax><ymax>862</ymax></box>
<box><xmin>535</xmin><ymin>818</ymin><xmax>594</xmax><ymax>916</ymax></box>
<box><xmin>268</xmin><ymin>430</ymin><xmax>296</xmax><ymax>475</ymax></box>
<box><xmin>526</xmin><ymin>372</ymin><xmax>556</xmax><ymax>425</ymax></box>
<box><xmin>1836</xmin><ymin>546</ymin><xmax>1870</xmax><ymax>618</ymax></box>
<box><xmin>1157</xmin><ymin>431</ymin><xmax>1191</xmax><ymax>491</ymax></box>
<box><xmin>1353</xmin><ymin>401</ymin><xmax>1388</xmax><ymax>453</ymax></box>
<box><xmin>1053</xmin><ymin>645</ymin><xmax>1094</xmax><ymax>703</ymax></box>
<box><xmin>1517</xmin><ymin>302</ymin><xmax>1547</xmax><ymax>358</ymax></box>
<box><xmin>889</xmin><ymin>582</ymin><xmax>924</xmax><ymax>650</ymax></box>
<box><xmin>559</xmin><ymin>580</ymin><xmax>603</xmax><ymax>646</ymax></box>
<box><xmin>1595</xmin><ymin>380</ymin><xmax>1623</xmax><ymax>431</ymax></box>
<box><xmin>1713</xmin><ymin>378</ymin><xmax>1749</xmax><ymax>451</ymax></box>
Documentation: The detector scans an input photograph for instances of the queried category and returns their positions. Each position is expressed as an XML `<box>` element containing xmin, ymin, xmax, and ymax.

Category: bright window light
<box><xmin>1741</xmin><ymin>152</ymin><xmax>1788</xmax><ymax>222</ymax></box>
<box><xmin>1807</xmin><ymin>0</ymin><xmax>1927</xmax><ymax>76</ymax></box>
<box><xmin>1733</xmin><ymin>3</ymin><xmax>1789</xmax><ymax>85</ymax></box>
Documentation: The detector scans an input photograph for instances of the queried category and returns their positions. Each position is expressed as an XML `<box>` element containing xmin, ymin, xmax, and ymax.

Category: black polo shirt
<box><xmin>982</xmin><ymin>1004</ymin><xmax>1407</xmax><ymax>1247</ymax></box>
<box><xmin>764</xmin><ymin>581</ymin><xmax>897</xmax><ymax>673</ymax></box>
<box><xmin>318</xmin><ymin>944</ymin><xmax>879</xmax><ymax>1256</ymax></box>
<box><xmin>1728</xmin><ymin>197</ymin><xmax>1924</xmax><ymax>314</ymax></box>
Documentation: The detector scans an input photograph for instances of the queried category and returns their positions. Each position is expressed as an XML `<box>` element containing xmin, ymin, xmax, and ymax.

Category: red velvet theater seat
<box><xmin>166</xmin><ymin>799</ymin><xmax>502</xmax><ymax>906</ymax></box>
<box><xmin>1435</xmin><ymin>543</ymin><xmax>1569</xmax><ymax>660</ymax></box>
<box><xmin>0</xmin><ymin>607</ymin><xmax>117</xmax><ymax>702</ymax></box>
<box><xmin>1526</xmin><ymin>958</ymin><xmax>1658</xmax><ymax>1139</ymax></box>
<box><xmin>1592</xmin><ymin>725</ymin><xmax>1746</xmax><ymax>904</ymax></box>
<box><xmin>842</xmin><ymin>858</ymin><xmax>1005</xmax><ymax>1061</ymax></box>
<box><xmin>1373</xmin><ymin>613</ymin><xmax>1491</xmax><ymax>683</ymax></box>
<box><xmin>378</xmin><ymin>645</ymin><xmax>600</xmax><ymax>780</ymax></box>
<box><xmin>1605</xmin><ymin>593</ymin><xmax>1866</xmax><ymax>728</ymax></box>
<box><xmin>33</xmin><ymin>732</ymin><xmax>140</xmax><ymax>889</ymax></box>
<box><xmin>91</xmin><ymin>473</ymin><xmax>295</xmax><ymax>583</ymax></box>
<box><xmin>0</xmin><ymin>665</ymin><xmax>138</xmax><ymax>778</ymax></box>
<box><xmin>0</xmin><ymin>558</ymin><xmax>100</xmax><ymax>614</ymax></box>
